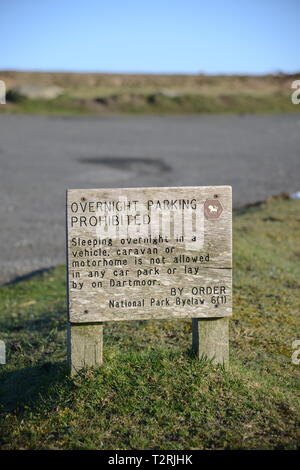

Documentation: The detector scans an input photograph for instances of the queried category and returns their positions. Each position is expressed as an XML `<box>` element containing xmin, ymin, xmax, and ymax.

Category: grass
<box><xmin>1</xmin><ymin>91</ymin><xmax>299</xmax><ymax>116</ymax></box>
<box><xmin>1</xmin><ymin>71</ymin><xmax>300</xmax><ymax>115</ymax></box>
<box><xmin>0</xmin><ymin>199</ymin><xmax>299</xmax><ymax>449</ymax></box>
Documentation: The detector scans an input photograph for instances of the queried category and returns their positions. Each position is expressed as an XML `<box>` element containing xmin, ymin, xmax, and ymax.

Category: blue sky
<box><xmin>1</xmin><ymin>0</ymin><xmax>299</xmax><ymax>74</ymax></box>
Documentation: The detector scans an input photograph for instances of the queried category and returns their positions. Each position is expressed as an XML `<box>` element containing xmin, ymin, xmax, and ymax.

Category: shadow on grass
<box><xmin>0</xmin><ymin>361</ymin><xmax>67</xmax><ymax>412</ymax></box>
<box><xmin>2</xmin><ymin>267</ymin><xmax>56</xmax><ymax>287</ymax></box>
<box><xmin>233</xmin><ymin>204</ymin><xmax>264</xmax><ymax>217</ymax></box>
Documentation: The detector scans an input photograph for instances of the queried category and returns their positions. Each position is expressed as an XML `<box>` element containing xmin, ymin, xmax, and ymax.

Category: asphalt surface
<box><xmin>0</xmin><ymin>113</ymin><xmax>299</xmax><ymax>284</ymax></box>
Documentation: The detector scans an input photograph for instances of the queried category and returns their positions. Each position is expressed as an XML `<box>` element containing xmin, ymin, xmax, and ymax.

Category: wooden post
<box><xmin>67</xmin><ymin>323</ymin><xmax>103</xmax><ymax>376</ymax></box>
<box><xmin>192</xmin><ymin>318</ymin><xmax>229</xmax><ymax>366</ymax></box>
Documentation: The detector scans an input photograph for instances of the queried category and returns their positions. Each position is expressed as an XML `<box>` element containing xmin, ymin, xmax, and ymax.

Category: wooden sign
<box><xmin>66</xmin><ymin>186</ymin><xmax>232</xmax><ymax>374</ymax></box>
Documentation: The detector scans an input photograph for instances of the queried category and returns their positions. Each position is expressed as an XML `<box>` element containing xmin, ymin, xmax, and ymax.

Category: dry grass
<box><xmin>1</xmin><ymin>71</ymin><xmax>298</xmax><ymax>96</ymax></box>
<box><xmin>1</xmin><ymin>71</ymin><xmax>300</xmax><ymax>115</ymax></box>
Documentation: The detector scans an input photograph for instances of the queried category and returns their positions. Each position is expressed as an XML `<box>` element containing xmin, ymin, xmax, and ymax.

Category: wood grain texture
<box><xmin>192</xmin><ymin>317</ymin><xmax>229</xmax><ymax>366</ymax></box>
<box><xmin>67</xmin><ymin>186</ymin><xmax>232</xmax><ymax>323</ymax></box>
<box><xmin>67</xmin><ymin>323</ymin><xmax>103</xmax><ymax>376</ymax></box>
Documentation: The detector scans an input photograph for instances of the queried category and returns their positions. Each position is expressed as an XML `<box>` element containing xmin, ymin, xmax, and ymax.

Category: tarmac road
<box><xmin>0</xmin><ymin>113</ymin><xmax>299</xmax><ymax>284</ymax></box>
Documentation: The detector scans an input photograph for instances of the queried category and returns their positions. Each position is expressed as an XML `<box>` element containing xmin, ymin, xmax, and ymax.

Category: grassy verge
<box><xmin>1</xmin><ymin>91</ymin><xmax>300</xmax><ymax>116</ymax></box>
<box><xmin>0</xmin><ymin>199</ymin><xmax>299</xmax><ymax>449</ymax></box>
<box><xmin>1</xmin><ymin>71</ymin><xmax>300</xmax><ymax>115</ymax></box>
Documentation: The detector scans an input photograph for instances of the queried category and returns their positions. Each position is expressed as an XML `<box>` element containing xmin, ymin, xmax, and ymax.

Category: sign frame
<box><xmin>66</xmin><ymin>185</ymin><xmax>232</xmax><ymax>375</ymax></box>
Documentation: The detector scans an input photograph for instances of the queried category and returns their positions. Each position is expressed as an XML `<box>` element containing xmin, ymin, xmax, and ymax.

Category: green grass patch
<box><xmin>2</xmin><ymin>71</ymin><xmax>300</xmax><ymax>115</ymax></box>
<box><xmin>0</xmin><ymin>199</ymin><xmax>299</xmax><ymax>449</ymax></box>
<box><xmin>1</xmin><ymin>91</ymin><xmax>300</xmax><ymax>116</ymax></box>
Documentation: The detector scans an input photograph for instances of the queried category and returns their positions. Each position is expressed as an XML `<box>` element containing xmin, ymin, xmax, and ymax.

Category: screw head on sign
<box><xmin>204</xmin><ymin>199</ymin><xmax>223</xmax><ymax>219</ymax></box>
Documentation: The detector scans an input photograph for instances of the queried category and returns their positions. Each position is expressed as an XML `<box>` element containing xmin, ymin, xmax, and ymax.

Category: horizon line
<box><xmin>1</xmin><ymin>68</ymin><xmax>300</xmax><ymax>77</ymax></box>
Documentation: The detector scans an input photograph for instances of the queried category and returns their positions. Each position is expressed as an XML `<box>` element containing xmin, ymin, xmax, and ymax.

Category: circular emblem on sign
<box><xmin>204</xmin><ymin>199</ymin><xmax>223</xmax><ymax>219</ymax></box>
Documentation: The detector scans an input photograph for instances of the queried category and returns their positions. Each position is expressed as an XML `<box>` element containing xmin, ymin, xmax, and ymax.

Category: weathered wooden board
<box><xmin>67</xmin><ymin>186</ymin><xmax>232</xmax><ymax>323</ymax></box>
